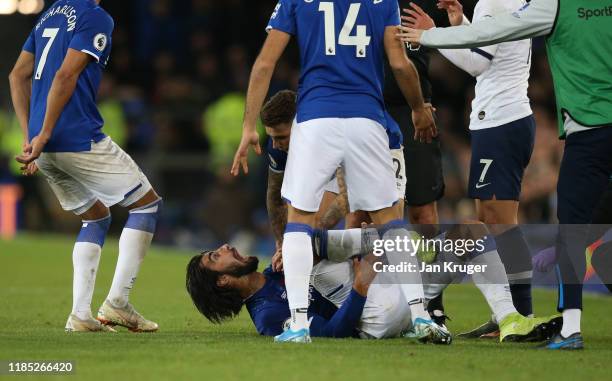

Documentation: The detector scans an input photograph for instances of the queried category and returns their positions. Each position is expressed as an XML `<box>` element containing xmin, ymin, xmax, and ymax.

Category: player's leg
<box><xmin>589</xmin><ymin>180</ymin><xmax>612</xmax><ymax>292</ymax></box>
<box><xmin>98</xmin><ymin>188</ymin><xmax>162</xmax><ymax>332</ymax></box>
<box><xmin>35</xmin><ymin>154</ymin><xmax>113</xmax><ymax>332</ymax></box>
<box><xmin>51</xmin><ymin>137</ymin><xmax>161</xmax><ymax>331</ymax></box>
<box><xmin>476</xmin><ymin>199</ymin><xmax>533</xmax><ymax>317</ymax></box>
<box><xmin>389</xmin><ymin>104</ymin><xmax>445</xmax><ymax>322</ymax></box>
<box><xmin>343</xmin><ymin>118</ymin><xmax>447</xmax><ymax>342</ymax></box>
<box><xmin>549</xmin><ymin>126</ymin><xmax>612</xmax><ymax>349</ymax></box>
<box><xmin>278</xmin><ymin>118</ymin><xmax>344</xmax><ymax>342</ymax></box>
<box><xmin>469</xmin><ymin>116</ymin><xmax>536</xmax><ymax>320</ymax></box>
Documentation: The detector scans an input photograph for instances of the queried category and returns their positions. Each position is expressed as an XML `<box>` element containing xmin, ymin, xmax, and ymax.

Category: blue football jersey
<box><xmin>266</xmin><ymin>0</ymin><xmax>400</xmax><ymax>127</ymax></box>
<box><xmin>245</xmin><ymin>267</ymin><xmax>338</xmax><ymax>336</ymax></box>
<box><xmin>22</xmin><ymin>0</ymin><xmax>114</xmax><ymax>152</ymax></box>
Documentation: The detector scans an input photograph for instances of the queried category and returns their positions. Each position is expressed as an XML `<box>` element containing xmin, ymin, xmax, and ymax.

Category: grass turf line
<box><xmin>1</xmin><ymin>234</ymin><xmax>612</xmax><ymax>380</ymax></box>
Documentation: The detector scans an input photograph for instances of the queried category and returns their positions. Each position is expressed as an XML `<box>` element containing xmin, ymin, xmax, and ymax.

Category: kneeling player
<box><xmin>10</xmin><ymin>0</ymin><xmax>160</xmax><ymax>332</ymax></box>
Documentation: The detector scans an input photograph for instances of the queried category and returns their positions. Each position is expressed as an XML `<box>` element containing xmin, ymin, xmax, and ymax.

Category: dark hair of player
<box><xmin>185</xmin><ymin>251</ymin><xmax>244</xmax><ymax>324</ymax></box>
<box><xmin>260</xmin><ymin>90</ymin><xmax>297</xmax><ymax>127</ymax></box>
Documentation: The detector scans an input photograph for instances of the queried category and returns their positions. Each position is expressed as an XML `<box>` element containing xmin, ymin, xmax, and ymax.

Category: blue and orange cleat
<box><xmin>274</xmin><ymin>328</ymin><xmax>312</xmax><ymax>343</ymax></box>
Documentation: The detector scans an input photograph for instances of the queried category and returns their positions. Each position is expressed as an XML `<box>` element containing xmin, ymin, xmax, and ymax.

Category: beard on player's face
<box><xmin>224</xmin><ymin>256</ymin><xmax>259</xmax><ymax>278</ymax></box>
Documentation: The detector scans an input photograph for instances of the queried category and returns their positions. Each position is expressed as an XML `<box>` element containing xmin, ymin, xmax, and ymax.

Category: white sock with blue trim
<box><xmin>72</xmin><ymin>215</ymin><xmax>112</xmax><ymax>320</ymax></box>
<box><xmin>282</xmin><ymin>223</ymin><xmax>314</xmax><ymax>331</ymax></box>
<box><xmin>107</xmin><ymin>199</ymin><xmax>161</xmax><ymax>308</ymax></box>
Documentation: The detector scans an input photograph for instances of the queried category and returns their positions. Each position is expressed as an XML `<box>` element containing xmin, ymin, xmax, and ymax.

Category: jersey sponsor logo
<box><xmin>577</xmin><ymin>6</ymin><xmax>612</xmax><ymax>21</ymax></box>
<box><xmin>94</xmin><ymin>33</ymin><xmax>108</xmax><ymax>52</ymax></box>
<box><xmin>478</xmin><ymin>111</ymin><xmax>486</xmax><ymax>120</ymax></box>
<box><xmin>475</xmin><ymin>182</ymin><xmax>491</xmax><ymax>189</ymax></box>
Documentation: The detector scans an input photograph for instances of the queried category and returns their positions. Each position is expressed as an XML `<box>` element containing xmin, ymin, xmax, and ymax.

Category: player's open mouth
<box><xmin>232</xmin><ymin>247</ymin><xmax>245</xmax><ymax>261</ymax></box>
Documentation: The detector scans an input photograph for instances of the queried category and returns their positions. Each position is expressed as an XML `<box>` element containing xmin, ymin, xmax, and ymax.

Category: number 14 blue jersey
<box><xmin>267</xmin><ymin>0</ymin><xmax>400</xmax><ymax>127</ymax></box>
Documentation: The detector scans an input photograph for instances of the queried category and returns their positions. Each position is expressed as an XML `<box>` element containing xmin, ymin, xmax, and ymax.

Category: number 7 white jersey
<box><xmin>440</xmin><ymin>0</ymin><xmax>533</xmax><ymax>130</ymax></box>
<box><xmin>267</xmin><ymin>0</ymin><xmax>400</xmax><ymax>128</ymax></box>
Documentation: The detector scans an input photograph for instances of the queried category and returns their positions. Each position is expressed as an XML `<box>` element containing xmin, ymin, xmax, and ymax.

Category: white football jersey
<box><xmin>468</xmin><ymin>0</ymin><xmax>533</xmax><ymax>130</ymax></box>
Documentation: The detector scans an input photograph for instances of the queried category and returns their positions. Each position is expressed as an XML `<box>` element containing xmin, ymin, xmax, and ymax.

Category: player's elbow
<box><xmin>253</xmin><ymin>57</ymin><xmax>276</xmax><ymax>77</ymax></box>
<box><xmin>8</xmin><ymin>67</ymin><xmax>28</xmax><ymax>84</ymax></box>
<box><xmin>388</xmin><ymin>57</ymin><xmax>411</xmax><ymax>77</ymax></box>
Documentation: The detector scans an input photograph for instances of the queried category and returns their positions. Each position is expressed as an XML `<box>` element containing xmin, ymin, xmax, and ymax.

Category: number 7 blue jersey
<box><xmin>267</xmin><ymin>0</ymin><xmax>400</xmax><ymax>127</ymax></box>
<box><xmin>22</xmin><ymin>0</ymin><xmax>114</xmax><ymax>152</ymax></box>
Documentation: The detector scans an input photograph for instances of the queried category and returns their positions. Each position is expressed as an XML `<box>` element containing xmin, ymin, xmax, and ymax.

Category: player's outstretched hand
<box><xmin>412</xmin><ymin>103</ymin><xmax>437</xmax><ymax>143</ymax></box>
<box><xmin>401</xmin><ymin>2</ymin><xmax>436</xmax><ymax>30</ymax></box>
<box><xmin>231</xmin><ymin>129</ymin><xmax>261</xmax><ymax>176</ymax></box>
<box><xmin>396</xmin><ymin>25</ymin><xmax>424</xmax><ymax>45</ymax></box>
<box><xmin>437</xmin><ymin>0</ymin><xmax>464</xmax><ymax>26</ymax></box>
<box><xmin>16</xmin><ymin>134</ymin><xmax>47</xmax><ymax>169</ymax></box>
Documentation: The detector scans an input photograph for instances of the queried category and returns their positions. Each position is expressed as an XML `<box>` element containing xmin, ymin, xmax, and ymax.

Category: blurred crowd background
<box><xmin>0</xmin><ymin>0</ymin><xmax>563</xmax><ymax>254</ymax></box>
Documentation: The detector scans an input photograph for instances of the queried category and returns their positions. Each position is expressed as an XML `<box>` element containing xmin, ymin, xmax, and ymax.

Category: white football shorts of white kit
<box><xmin>311</xmin><ymin>260</ymin><xmax>412</xmax><ymax>339</ymax></box>
<box><xmin>36</xmin><ymin>137</ymin><xmax>152</xmax><ymax>215</ymax></box>
<box><xmin>281</xmin><ymin>118</ymin><xmax>397</xmax><ymax>212</ymax></box>
<box><xmin>323</xmin><ymin>148</ymin><xmax>406</xmax><ymax>201</ymax></box>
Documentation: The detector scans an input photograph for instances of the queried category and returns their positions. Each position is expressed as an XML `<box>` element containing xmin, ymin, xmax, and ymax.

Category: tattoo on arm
<box><xmin>266</xmin><ymin>169</ymin><xmax>288</xmax><ymax>245</ymax></box>
<box><xmin>319</xmin><ymin>168</ymin><xmax>349</xmax><ymax>229</ymax></box>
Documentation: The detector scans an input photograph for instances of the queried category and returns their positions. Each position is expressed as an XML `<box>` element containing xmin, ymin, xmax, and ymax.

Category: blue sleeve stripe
<box><xmin>470</xmin><ymin>48</ymin><xmax>494</xmax><ymax>61</ymax></box>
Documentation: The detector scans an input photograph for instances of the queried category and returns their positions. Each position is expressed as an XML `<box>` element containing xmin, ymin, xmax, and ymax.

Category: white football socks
<box><xmin>381</xmin><ymin>227</ymin><xmax>430</xmax><ymax>322</ymax></box>
<box><xmin>325</xmin><ymin>228</ymin><xmax>363</xmax><ymax>262</ymax></box>
<box><xmin>106</xmin><ymin>228</ymin><xmax>153</xmax><ymax>308</ymax></box>
<box><xmin>71</xmin><ymin>242</ymin><xmax>102</xmax><ymax>320</ymax></box>
<box><xmin>282</xmin><ymin>231</ymin><xmax>314</xmax><ymax>331</ymax></box>
<box><xmin>561</xmin><ymin>309</ymin><xmax>581</xmax><ymax>337</ymax></box>
<box><xmin>471</xmin><ymin>250</ymin><xmax>517</xmax><ymax>323</ymax></box>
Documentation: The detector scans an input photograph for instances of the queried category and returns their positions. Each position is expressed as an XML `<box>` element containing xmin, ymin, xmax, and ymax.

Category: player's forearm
<box><xmin>8</xmin><ymin>73</ymin><xmax>32</xmax><ymax>141</ymax></box>
<box><xmin>310</xmin><ymin>289</ymin><xmax>366</xmax><ymax>338</ymax></box>
<box><xmin>421</xmin><ymin>0</ymin><xmax>556</xmax><ymax>48</ymax></box>
<box><xmin>318</xmin><ymin>170</ymin><xmax>349</xmax><ymax>229</ymax></box>
<box><xmin>437</xmin><ymin>48</ymin><xmax>491</xmax><ymax>77</ymax></box>
<box><xmin>39</xmin><ymin>71</ymin><xmax>79</xmax><ymax>141</ymax></box>
<box><xmin>243</xmin><ymin>59</ymin><xmax>275</xmax><ymax>131</ymax></box>
<box><xmin>266</xmin><ymin>170</ymin><xmax>287</xmax><ymax>244</ymax></box>
<box><xmin>390</xmin><ymin>59</ymin><xmax>426</xmax><ymax>111</ymax></box>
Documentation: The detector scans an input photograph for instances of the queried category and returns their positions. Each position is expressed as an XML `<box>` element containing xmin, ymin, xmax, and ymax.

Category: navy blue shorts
<box><xmin>468</xmin><ymin>115</ymin><xmax>536</xmax><ymax>200</ymax></box>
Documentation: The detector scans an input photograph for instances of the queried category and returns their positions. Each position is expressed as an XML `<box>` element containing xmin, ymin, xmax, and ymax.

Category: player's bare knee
<box><xmin>128</xmin><ymin>189</ymin><xmax>160</xmax><ymax>210</ymax></box>
<box><xmin>288</xmin><ymin>205</ymin><xmax>316</xmax><ymax>226</ymax></box>
<box><xmin>79</xmin><ymin>201</ymin><xmax>110</xmax><ymax>220</ymax></box>
<box><xmin>408</xmin><ymin>203</ymin><xmax>437</xmax><ymax>225</ymax></box>
<box><xmin>461</xmin><ymin>219</ymin><xmax>489</xmax><ymax>241</ymax></box>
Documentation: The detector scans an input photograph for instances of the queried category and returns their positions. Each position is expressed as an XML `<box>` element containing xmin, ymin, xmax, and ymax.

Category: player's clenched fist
<box><xmin>231</xmin><ymin>128</ymin><xmax>261</xmax><ymax>176</ymax></box>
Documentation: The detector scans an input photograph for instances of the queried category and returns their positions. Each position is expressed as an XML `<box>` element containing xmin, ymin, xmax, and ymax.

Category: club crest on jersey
<box><xmin>94</xmin><ymin>33</ymin><xmax>107</xmax><ymax>52</ymax></box>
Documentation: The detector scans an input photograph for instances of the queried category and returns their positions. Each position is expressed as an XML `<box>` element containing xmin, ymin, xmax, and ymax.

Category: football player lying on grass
<box><xmin>186</xmin><ymin>222</ymin><xmax>561</xmax><ymax>342</ymax></box>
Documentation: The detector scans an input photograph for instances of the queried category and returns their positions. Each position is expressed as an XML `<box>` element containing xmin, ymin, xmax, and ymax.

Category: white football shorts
<box><xmin>36</xmin><ymin>137</ymin><xmax>152</xmax><ymax>215</ymax></box>
<box><xmin>323</xmin><ymin>148</ymin><xmax>406</xmax><ymax>202</ymax></box>
<box><xmin>311</xmin><ymin>260</ymin><xmax>412</xmax><ymax>339</ymax></box>
<box><xmin>281</xmin><ymin>118</ymin><xmax>397</xmax><ymax>212</ymax></box>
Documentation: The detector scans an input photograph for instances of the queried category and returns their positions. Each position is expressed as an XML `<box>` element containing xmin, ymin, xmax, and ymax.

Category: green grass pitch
<box><xmin>1</xmin><ymin>234</ymin><xmax>612</xmax><ymax>380</ymax></box>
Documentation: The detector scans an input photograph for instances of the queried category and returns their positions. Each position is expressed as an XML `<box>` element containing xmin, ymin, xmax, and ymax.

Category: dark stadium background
<box><xmin>0</xmin><ymin>0</ymin><xmax>563</xmax><ymax>253</ymax></box>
